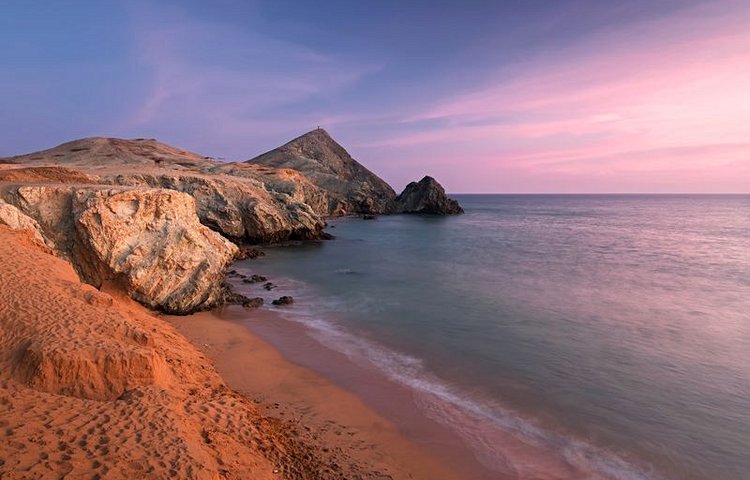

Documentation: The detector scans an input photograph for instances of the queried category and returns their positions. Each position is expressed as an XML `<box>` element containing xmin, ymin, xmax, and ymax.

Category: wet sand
<box><xmin>167</xmin><ymin>305</ymin><xmax>483</xmax><ymax>480</ymax></box>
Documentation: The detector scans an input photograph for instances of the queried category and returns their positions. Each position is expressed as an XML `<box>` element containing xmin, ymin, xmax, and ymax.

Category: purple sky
<box><xmin>1</xmin><ymin>0</ymin><xmax>749</xmax><ymax>192</ymax></box>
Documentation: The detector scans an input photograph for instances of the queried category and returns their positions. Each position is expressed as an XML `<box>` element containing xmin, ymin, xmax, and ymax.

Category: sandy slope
<box><xmin>0</xmin><ymin>226</ymin><xmax>382</xmax><ymax>479</ymax></box>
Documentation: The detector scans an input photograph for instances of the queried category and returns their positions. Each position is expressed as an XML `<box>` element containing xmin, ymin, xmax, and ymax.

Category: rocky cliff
<box><xmin>3</xmin><ymin>138</ymin><xmax>328</xmax><ymax>243</ymax></box>
<box><xmin>101</xmin><ymin>171</ymin><xmax>325</xmax><ymax>243</ymax></box>
<box><xmin>1</xmin><ymin>139</ymin><xmax>333</xmax><ymax>314</ymax></box>
<box><xmin>246</xmin><ymin>129</ymin><xmax>397</xmax><ymax>215</ymax></box>
<box><xmin>0</xmin><ymin>181</ymin><xmax>236</xmax><ymax>314</ymax></box>
<box><xmin>0</xmin><ymin>132</ymin><xmax>462</xmax><ymax>314</ymax></box>
<box><xmin>395</xmin><ymin>176</ymin><xmax>464</xmax><ymax>214</ymax></box>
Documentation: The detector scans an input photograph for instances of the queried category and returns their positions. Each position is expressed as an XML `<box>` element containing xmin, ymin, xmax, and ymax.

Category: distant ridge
<box><xmin>3</xmin><ymin>131</ymin><xmax>463</xmax><ymax>220</ymax></box>
<box><xmin>2</xmin><ymin>137</ymin><xmax>216</xmax><ymax>170</ymax></box>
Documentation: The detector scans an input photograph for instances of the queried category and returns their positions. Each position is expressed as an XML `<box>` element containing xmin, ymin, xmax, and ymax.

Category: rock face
<box><xmin>0</xmin><ymin>199</ymin><xmax>47</xmax><ymax>246</ymax></box>
<box><xmin>272</xmin><ymin>296</ymin><xmax>294</xmax><ymax>306</ymax></box>
<box><xmin>73</xmin><ymin>188</ymin><xmax>238</xmax><ymax>314</ymax></box>
<box><xmin>4</xmin><ymin>140</ymin><xmax>330</xmax><ymax>244</ymax></box>
<box><xmin>101</xmin><ymin>171</ymin><xmax>325</xmax><ymax>243</ymax></box>
<box><xmin>246</xmin><ymin>129</ymin><xmax>397</xmax><ymax>215</ymax></box>
<box><xmin>0</xmin><ymin>185</ymin><xmax>237</xmax><ymax>314</ymax></box>
<box><xmin>395</xmin><ymin>176</ymin><xmax>464</xmax><ymax>214</ymax></box>
<box><xmin>213</xmin><ymin>162</ymin><xmax>334</xmax><ymax>217</ymax></box>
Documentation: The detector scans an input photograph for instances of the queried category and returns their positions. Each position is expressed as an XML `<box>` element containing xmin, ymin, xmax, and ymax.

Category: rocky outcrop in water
<box><xmin>246</xmin><ymin>129</ymin><xmax>397</xmax><ymax>215</ymax></box>
<box><xmin>242</xmin><ymin>297</ymin><xmax>264</xmax><ymax>308</ymax></box>
<box><xmin>272</xmin><ymin>296</ymin><xmax>294</xmax><ymax>306</ymax></box>
<box><xmin>395</xmin><ymin>176</ymin><xmax>464</xmax><ymax>214</ymax></box>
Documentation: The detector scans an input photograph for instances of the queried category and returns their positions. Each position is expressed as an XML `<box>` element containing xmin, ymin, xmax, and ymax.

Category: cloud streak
<box><xmin>361</xmin><ymin>1</ymin><xmax>750</xmax><ymax>192</ymax></box>
<box><xmin>121</xmin><ymin>3</ymin><xmax>381</xmax><ymax>158</ymax></box>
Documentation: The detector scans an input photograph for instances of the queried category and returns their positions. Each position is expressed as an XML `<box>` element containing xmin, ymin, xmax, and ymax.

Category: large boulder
<box><xmin>395</xmin><ymin>176</ymin><xmax>464</xmax><ymax>215</ymax></box>
<box><xmin>72</xmin><ymin>188</ymin><xmax>238</xmax><ymax>314</ymax></box>
<box><xmin>0</xmin><ymin>185</ymin><xmax>238</xmax><ymax>314</ymax></box>
<box><xmin>0</xmin><ymin>199</ymin><xmax>47</xmax><ymax>246</ymax></box>
<box><xmin>245</xmin><ymin>129</ymin><xmax>397</xmax><ymax>214</ymax></box>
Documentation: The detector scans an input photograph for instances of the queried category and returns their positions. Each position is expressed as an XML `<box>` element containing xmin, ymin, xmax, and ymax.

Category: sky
<box><xmin>1</xmin><ymin>0</ymin><xmax>749</xmax><ymax>193</ymax></box>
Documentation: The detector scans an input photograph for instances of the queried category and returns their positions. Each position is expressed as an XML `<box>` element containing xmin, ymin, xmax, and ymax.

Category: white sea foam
<box><xmin>263</xmin><ymin>277</ymin><xmax>665</xmax><ymax>480</ymax></box>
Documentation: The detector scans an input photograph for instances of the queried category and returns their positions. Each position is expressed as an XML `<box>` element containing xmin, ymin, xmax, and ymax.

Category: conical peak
<box><xmin>284</xmin><ymin>128</ymin><xmax>338</xmax><ymax>150</ymax></box>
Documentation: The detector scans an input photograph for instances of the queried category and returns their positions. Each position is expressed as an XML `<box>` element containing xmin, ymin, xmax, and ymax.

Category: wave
<box><xmin>257</xmin><ymin>276</ymin><xmax>665</xmax><ymax>480</ymax></box>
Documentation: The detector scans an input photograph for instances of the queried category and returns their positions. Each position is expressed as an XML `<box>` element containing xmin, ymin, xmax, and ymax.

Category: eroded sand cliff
<box><xmin>0</xmin><ymin>227</ymin><xmax>335</xmax><ymax>479</ymax></box>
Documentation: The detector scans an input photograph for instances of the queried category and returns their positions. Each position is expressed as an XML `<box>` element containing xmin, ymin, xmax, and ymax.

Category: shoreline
<box><xmin>166</xmin><ymin>306</ymin><xmax>469</xmax><ymax>480</ymax></box>
<box><xmin>217</xmin><ymin>230</ymin><xmax>674</xmax><ymax>480</ymax></box>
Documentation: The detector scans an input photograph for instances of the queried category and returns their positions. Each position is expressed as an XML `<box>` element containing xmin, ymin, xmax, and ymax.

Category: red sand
<box><xmin>167</xmin><ymin>308</ymin><xmax>464</xmax><ymax>480</ymax></box>
<box><xmin>0</xmin><ymin>225</ymin><xmax>460</xmax><ymax>479</ymax></box>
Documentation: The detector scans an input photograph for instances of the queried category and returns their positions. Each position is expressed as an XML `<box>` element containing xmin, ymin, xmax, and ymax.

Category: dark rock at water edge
<box><xmin>272</xmin><ymin>296</ymin><xmax>294</xmax><ymax>306</ymax></box>
<box><xmin>223</xmin><ymin>289</ymin><xmax>252</xmax><ymax>305</ymax></box>
<box><xmin>242</xmin><ymin>297</ymin><xmax>264</xmax><ymax>309</ymax></box>
<box><xmin>242</xmin><ymin>274</ymin><xmax>268</xmax><ymax>284</ymax></box>
<box><xmin>395</xmin><ymin>176</ymin><xmax>463</xmax><ymax>215</ymax></box>
<box><xmin>236</xmin><ymin>245</ymin><xmax>265</xmax><ymax>260</ymax></box>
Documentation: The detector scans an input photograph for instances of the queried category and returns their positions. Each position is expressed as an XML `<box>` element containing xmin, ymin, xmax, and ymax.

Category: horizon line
<box><xmin>449</xmin><ymin>192</ymin><xmax>750</xmax><ymax>195</ymax></box>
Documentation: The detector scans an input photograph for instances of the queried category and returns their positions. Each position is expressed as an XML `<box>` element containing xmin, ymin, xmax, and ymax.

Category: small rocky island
<box><xmin>395</xmin><ymin>176</ymin><xmax>464</xmax><ymax>214</ymax></box>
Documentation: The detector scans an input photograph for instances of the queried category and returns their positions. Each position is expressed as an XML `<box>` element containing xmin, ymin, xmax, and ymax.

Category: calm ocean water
<box><xmin>238</xmin><ymin>195</ymin><xmax>750</xmax><ymax>479</ymax></box>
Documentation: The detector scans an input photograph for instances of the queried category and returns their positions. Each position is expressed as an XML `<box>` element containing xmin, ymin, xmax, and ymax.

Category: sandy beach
<box><xmin>0</xmin><ymin>225</ymin><xmax>460</xmax><ymax>479</ymax></box>
<box><xmin>167</xmin><ymin>307</ymin><xmax>465</xmax><ymax>480</ymax></box>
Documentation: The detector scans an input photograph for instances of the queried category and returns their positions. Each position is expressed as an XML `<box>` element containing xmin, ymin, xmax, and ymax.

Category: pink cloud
<box><xmin>369</xmin><ymin>1</ymin><xmax>750</xmax><ymax>192</ymax></box>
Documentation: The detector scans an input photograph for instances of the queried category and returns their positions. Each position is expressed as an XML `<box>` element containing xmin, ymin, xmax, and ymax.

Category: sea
<box><xmin>233</xmin><ymin>194</ymin><xmax>750</xmax><ymax>480</ymax></box>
